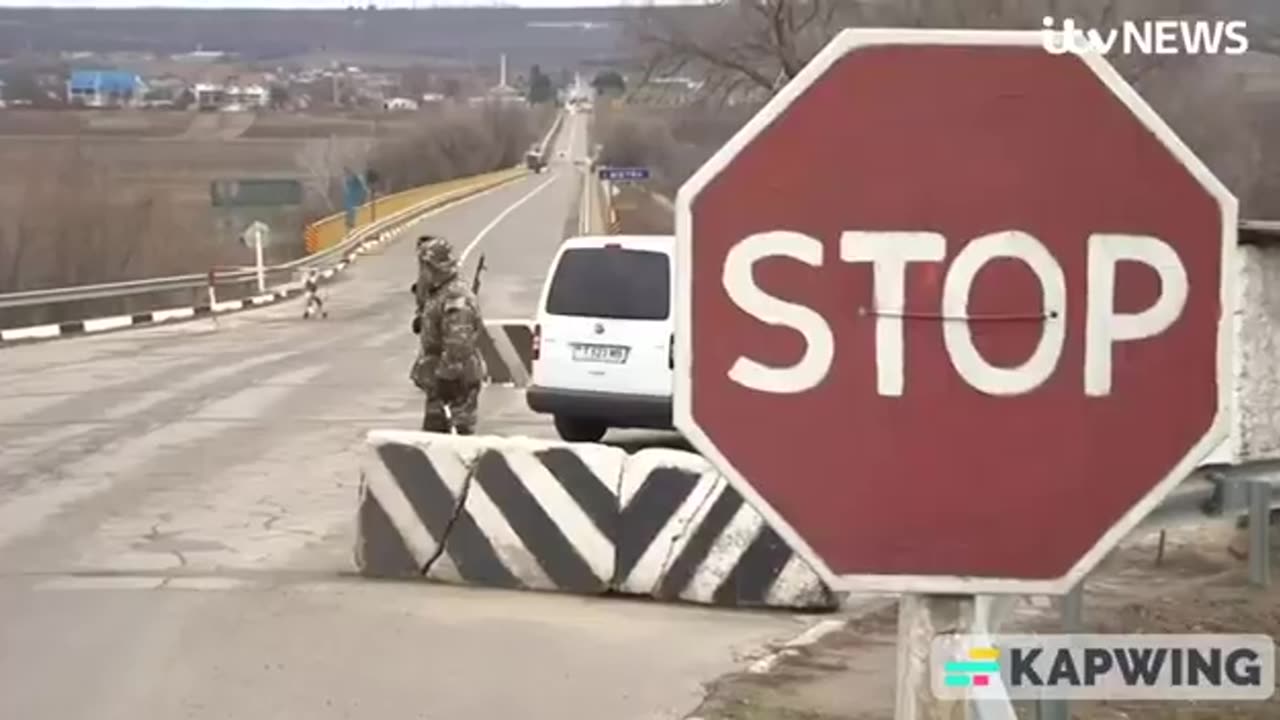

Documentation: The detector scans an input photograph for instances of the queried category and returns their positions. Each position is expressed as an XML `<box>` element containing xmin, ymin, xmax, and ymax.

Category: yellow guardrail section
<box><xmin>304</xmin><ymin>167</ymin><xmax>528</xmax><ymax>254</ymax></box>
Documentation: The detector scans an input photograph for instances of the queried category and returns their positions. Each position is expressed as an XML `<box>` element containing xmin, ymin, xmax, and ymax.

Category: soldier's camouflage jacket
<box><xmin>411</xmin><ymin>276</ymin><xmax>485</xmax><ymax>390</ymax></box>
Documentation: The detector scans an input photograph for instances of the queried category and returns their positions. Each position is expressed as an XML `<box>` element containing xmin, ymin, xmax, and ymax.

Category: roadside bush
<box><xmin>370</xmin><ymin>102</ymin><xmax>545</xmax><ymax>195</ymax></box>
<box><xmin>596</xmin><ymin>102</ymin><xmax>760</xmax><ymax>199</ymax></box>
<box><xmin>602</xmin><ymin>62</ymin><xmax>1280</xmax><ymax>219</ymax></box>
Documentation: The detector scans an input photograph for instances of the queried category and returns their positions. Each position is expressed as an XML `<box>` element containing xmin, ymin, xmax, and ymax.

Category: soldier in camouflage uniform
<box><xmin>410</xmin><ymin>235</ymin><xmax>485</xmax><ymax>434</ymax></box>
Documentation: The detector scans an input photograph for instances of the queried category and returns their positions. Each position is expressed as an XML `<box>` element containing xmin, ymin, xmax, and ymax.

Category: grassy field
<box><xmin>0</xmin><ymin>109</ymin><xmax>425</xmax><ymax>138</ymax></box>
<box><xmin>0</xmin><ymin>111</ymin><xmax>366</xmax><ymax>268</ymax></box>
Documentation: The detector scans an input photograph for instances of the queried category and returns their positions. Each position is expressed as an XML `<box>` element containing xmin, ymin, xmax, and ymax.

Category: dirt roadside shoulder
<box><xmin>686</xmin><ymin>523</ymin><xmax>1279</xmax><ymax>720</ymax></box>
<box><xmin>610</xmin><ymin>185</ymin><xmax>675</xmax><ymax>235</ymax></box>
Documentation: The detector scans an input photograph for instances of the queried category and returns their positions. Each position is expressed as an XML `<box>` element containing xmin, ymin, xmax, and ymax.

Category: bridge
<box><xmin>0</xmin><ymin>110</ymin><xmax>804</xmax><ymax>720</ymax></box>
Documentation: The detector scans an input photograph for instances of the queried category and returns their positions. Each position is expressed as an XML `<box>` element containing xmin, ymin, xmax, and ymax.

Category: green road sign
<box><xmin>210</xmin><ymin>179</ymin><xmax>303</xmax><ymax>208</ymax></box>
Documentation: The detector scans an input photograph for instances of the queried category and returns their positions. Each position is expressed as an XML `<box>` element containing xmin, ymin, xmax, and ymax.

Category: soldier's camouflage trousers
<box><xmin>422</xmin><ymin>381</ymin><xmax>481</xmax><ymax>434</ymax></box>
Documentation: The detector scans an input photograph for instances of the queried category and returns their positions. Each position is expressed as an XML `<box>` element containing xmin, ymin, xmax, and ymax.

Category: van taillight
<box><xmin>532</xmin><ymin>324</ymin><xmax>542</xmax><ymax>360</ymax></box>
<box><xmin>668</xmin><ymin>333</ymin><xmax>674</xmax><ymax>369</ymax></box>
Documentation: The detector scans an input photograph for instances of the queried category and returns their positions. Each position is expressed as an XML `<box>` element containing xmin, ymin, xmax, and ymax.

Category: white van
<box><xmin>526</xmin><ymin>235</ymin><xmax>675</xmax><ymax>442</ymax></box>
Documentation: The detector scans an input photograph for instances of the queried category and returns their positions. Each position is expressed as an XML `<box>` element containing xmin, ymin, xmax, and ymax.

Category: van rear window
<box><xmin>545</xmin><ymin>247</ymin><xmax>670</xmax><ymax>320</ymax></box>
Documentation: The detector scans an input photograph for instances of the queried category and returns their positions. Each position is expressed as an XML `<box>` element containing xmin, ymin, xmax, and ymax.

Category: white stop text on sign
<box><xmin>722</xmin><ymin>230</ymin><xmax>1189</xmax><ymax>398</ymax></box>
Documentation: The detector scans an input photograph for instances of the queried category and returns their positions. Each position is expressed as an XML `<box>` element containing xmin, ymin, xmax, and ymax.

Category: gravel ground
<box><xmin>610</xmin><ymin>185</ymin><xmax>675</xmax><ymax>235</ymax></box>
<box><xmin>687</xmin><ymin>522</ymin><xmax>1279</xmax><ymax>720</ymax></box>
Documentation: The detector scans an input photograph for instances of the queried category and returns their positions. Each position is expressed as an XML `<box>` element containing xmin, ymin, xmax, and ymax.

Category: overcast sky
<box><xmin>0</xmin><ymin>0</ymin><xmax>692</xmax><ymax>7</ymax></box>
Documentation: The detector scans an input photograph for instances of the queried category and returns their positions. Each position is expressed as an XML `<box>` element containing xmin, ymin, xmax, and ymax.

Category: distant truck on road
<box><xmin>525</xmin><ymin>150</ymin><xmax>547</xmax><ymax>173</ymax></box>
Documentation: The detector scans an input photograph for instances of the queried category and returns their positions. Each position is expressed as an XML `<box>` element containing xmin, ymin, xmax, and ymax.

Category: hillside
<box><xmin>0</xmin><ymin>6</ymin><xmax>689</xmax><ymax>69</ymax></box>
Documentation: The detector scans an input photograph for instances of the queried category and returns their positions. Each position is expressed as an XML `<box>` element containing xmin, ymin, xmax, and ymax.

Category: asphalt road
<box><xmin>0</xmin><ymin>111</ymin><xmax>811</xmax><ymax>720</ymax></box>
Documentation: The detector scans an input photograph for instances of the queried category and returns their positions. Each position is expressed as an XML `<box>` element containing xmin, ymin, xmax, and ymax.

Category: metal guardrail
<box><xmin>0</xmin><ymin>232</ymin><xmax>355</xmax><ymax>310</ymax></box>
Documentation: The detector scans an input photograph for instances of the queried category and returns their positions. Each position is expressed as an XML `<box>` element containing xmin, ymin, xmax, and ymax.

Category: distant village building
<box><xmin>174</xmin><ymin>48</ymin><xmax>229</xmax><ymax>63</ymax></box>
<box><xmin>66</xmin><ymin>70</ymin><xmax>147</xmax><ymax>108</ymax></box>
<box><xmin>383</xmin><ymin>97</ymin><xmax>419</xmax><ymax>111</ymax></box>
<box><xmin>142</xmin><ymin>74</ymin><xmax>188</xmax><ymax>106</ymax></box>
<box><xmin>193</xmin><ymin>82</ymin><xmax>226</xmax><ymax>110</ymax></box>
<box><xmin>225</xmin><ymin>84</ymin><xmax>269</xmax><ymax>109</ymax></box>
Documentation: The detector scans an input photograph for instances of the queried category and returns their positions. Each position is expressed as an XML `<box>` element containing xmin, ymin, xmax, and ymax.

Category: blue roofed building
<box><xmin>66</xmin><ymin>69</ymin><xmax>147</xmax><ymax>108</ymax></box>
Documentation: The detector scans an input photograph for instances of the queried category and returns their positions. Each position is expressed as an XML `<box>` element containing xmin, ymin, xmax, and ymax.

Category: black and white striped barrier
<box><xmin>356</xmin><ymin>431</ymin><xmax>837</xmax><ymax>610</ymax></box>
<box><xmin>614</xmin><ymin>450</ymin><xmax>836</xmax><ymax>610</ymax></box>
<box><xmin>358</xmin><ymin>431</ymin><xmax>623</xmax><ymax>593</ymax></box>
<box><xmin>480</xmin><ymin>320</ymin><xmax>535</xmax><ymax>386</ymax></box>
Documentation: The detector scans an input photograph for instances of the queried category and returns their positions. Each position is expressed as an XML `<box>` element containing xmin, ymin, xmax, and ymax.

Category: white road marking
<box><xmin>28</xmin><ymin>575</ymin><xmax>253</xmax><ymax>591</ymax></box>
<box><xmin>747</xmin><ymin>618</ymin><xmax>848</xmax><ymax>675</ymax></box>
<box><xmin>165</xmin><ymin>576</ymin><xmax>249</xmax><ymax>591</ymax></box>
<box><xmin>461</xmin><ymin>173</ymin><xmax>560</xmax><ymax>265</ymax></box>
<box><xmin>34</xmin><ymin>576</ymin><xmax>165</xmax><ymax>591</ymax></box>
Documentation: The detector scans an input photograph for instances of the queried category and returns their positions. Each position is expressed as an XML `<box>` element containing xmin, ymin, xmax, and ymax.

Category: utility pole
<box><xmin>367</xmin><ymin>116</ymin><xmax>380</xmax><ymax>223</ymax></box>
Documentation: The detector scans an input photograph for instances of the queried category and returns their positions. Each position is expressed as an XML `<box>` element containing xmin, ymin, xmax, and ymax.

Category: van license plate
<box><xmin>572</xmin><ymin>343</ymin><xmax>629</xmax><ymax>364</ymax></box>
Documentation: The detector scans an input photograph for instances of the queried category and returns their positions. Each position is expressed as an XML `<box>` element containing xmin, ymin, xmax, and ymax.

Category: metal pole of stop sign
<box><xmin>895</xmin><ymin>595</ymin><xmax>969</xmax><ymax>720</ymax></box>
<box><xmin>1246</xmin><ymin>481</ymin><xmax>1272</xmax><ymax>587</ymax></box>
<box><xmin>1038</xmin><ymin>583</ymin><xmax>1084</xmax><ymax>720</ymax></box>
<box><xmin>895</xmin><ymin>593</ymin><xmax>1019</xmax><ymax>720</ymax></box>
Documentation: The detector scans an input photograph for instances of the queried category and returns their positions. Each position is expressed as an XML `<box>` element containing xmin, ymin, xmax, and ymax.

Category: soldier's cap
<box><xmin>417</xmin><ymin>235</ymin><xmax>456</xmax><ymax>269</ymax></box>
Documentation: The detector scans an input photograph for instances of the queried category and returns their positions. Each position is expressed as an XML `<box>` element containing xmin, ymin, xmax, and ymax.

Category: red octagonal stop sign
<box><xmin>674</xmin><ymin>30</ymin><xmax>1235</xmax><ymax>594</ymax></box>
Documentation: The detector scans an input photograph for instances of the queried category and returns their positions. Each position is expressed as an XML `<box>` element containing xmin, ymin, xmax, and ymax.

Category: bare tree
<box><xmin>620</xmin><ymin>0</ymin><xmax>1280</xmax><ymax>214</ymax></box>
<box><xmin>626</xmin><ymin>0</ymin><xmax>845</xmax><ymax>103</ymax></box>
<box><xmin>295</xmin><ymin>135</ymin><xmax>375</xmax><ymax>216</ymax></box>
<box><xmin>368</xmin><ymin>103</ymin><xmax>539</xmax><ymax>193</ymax></box>
<box><xmin>626</xmin><ymin>0</ymin><xmax>1277</xmax><ymax>102</ymax></box>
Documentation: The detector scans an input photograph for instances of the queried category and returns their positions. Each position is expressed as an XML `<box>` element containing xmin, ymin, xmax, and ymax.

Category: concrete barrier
<box><xmin>356</xmin><ymin>432</ymin><xmax>838</xmax><ymax>610</ymax></box>
<box><xmin>358</xmin><ymin>430</ymin><xmax>624</xmax><ymax>594</ymax></box>
<box><xmin>480</xmin><ymin>319</ymin><xmax>535</xmax><ymax>386</ymax></box>
<box><xmin>615</xmin><ymin>449</ymin><xmax>837</xmax><ymax>610</ymax></box>
<box><xmin>356</xmin><ymin>431</ymin><xmax>482</xmax><ymax>578</ymax></box>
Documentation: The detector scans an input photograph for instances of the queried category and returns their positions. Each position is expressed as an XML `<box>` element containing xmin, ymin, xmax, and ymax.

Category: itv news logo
<box><xmin>1041</xmin><ymin>17</ymin><xmax>1249</xmax><ymax>56</ymax></box>
<box><xmin>933</xmin><ymin>635</ymin><xmax>1276</xmax><ymax>701</ymax></box>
